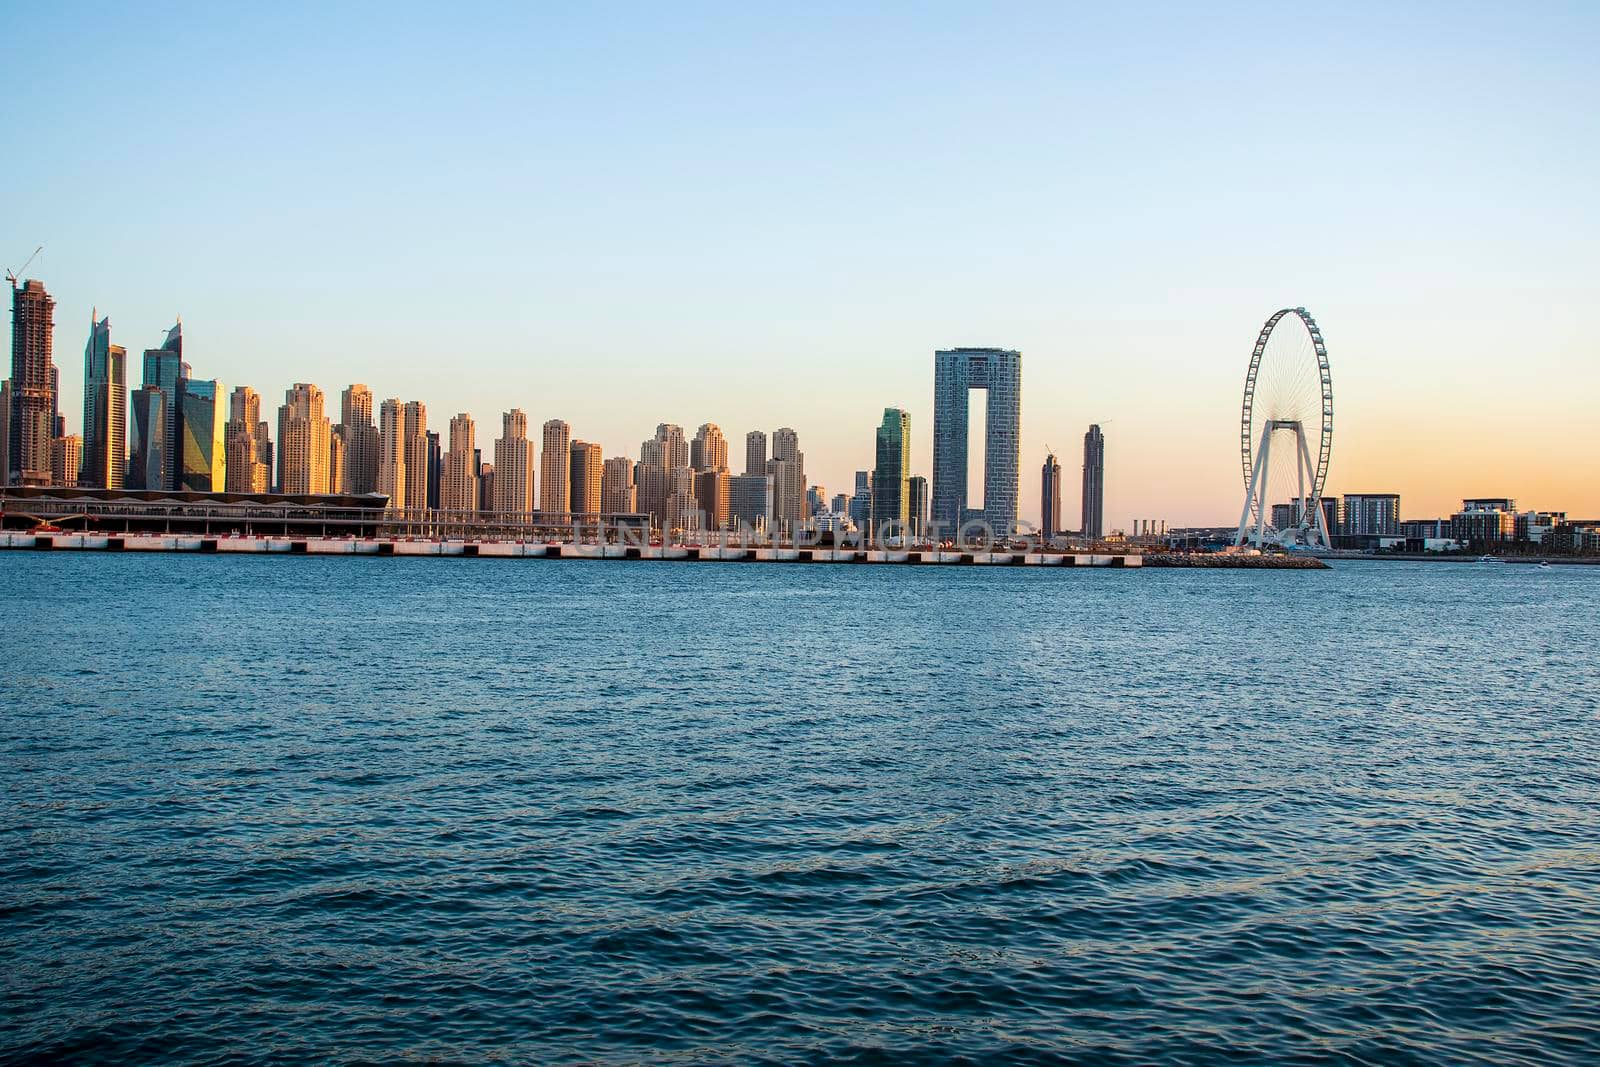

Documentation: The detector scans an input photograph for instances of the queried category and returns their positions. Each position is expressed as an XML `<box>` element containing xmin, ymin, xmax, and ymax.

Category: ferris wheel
<box><xmin>1234</xmin><ymin>308</ymin><xmax>1334</xmax><ymax>549</ymax></box>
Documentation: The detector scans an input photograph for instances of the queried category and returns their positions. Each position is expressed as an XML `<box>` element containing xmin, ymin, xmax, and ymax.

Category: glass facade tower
<box><xmin>931</xmin><ymin>347</ymin><xmax>1021</xmax><ymax>537</ymax></box>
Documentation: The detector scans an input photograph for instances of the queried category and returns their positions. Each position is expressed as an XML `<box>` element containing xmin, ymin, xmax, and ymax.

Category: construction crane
<box><xmin>6</xmin><ymin>245</ymin><xmax>43</xmax><ymax>288</ymax></box>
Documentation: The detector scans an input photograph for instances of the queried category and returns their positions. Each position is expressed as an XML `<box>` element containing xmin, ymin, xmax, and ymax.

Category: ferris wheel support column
<box><xmin>1235</xmin><ymin>424</ymin><xmax>1274</xmax><ymax>547</ymax></box>
<box><xmin>1294</xmin><ymin>427</ymin><xmax>1332</xmax><ymax>550</ymax></box>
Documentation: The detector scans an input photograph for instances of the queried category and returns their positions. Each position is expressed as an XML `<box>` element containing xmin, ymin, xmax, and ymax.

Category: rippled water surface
<box><xmin>4</xmin><ymin>553</ymin><xmax>1600</xmax><ymax>1063</ymax></box>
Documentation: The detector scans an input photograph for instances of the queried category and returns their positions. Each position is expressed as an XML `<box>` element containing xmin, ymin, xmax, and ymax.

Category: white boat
<box><xmin>1478</xmin><ymin>555</ymin><xmax>1505</xmax><ymax>563</ymax></box>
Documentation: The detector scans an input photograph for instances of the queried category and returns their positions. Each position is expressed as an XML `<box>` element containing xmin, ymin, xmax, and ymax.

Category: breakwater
<box><xmin>0</xmin><ymin>532</ymin><xmax>1327</xmax><ymax>568</ymax></box>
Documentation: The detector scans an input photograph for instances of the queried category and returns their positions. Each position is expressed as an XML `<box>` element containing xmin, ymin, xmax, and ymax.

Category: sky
<box><xmin>4</xmin><ymin>1</ymin><xmax>1597</xmax><ymax>526</ymax></box>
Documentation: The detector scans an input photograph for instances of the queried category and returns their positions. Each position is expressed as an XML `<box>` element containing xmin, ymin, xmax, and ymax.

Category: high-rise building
<box><xmin>327</xmin><ymin>430</ymin><xmax>347</xmax><ymax>494</ymax></box>
<box><xmin>694</xmin><ymin>467</ymin><xmax>731</xmax><ymax>530</ymax></box>
<box><xmin>1041</xmin><ymin>452</ymin><xmax>1062</xmax><ymax>539</ymax></box>
<box><xmin>441</xmin><ymin>413</ymin><xmax>477</xmax><ymax>512</ymax></box>
<box><xmin>655</xmin><ymin>423</ymin><xmax>689</xmax><ymax>470</ymax></box>
<box><xmin>932</xmin><ymin>347</ymin><xmax>1021</xmax><ymax>537</ymax></box>
<box><xmin>831</xmin><ymin>492</ymin><xmax>849</xmax><ymax>515</ymax></box>
<box><xmin>127</xmin><ymin>385</ymin><xmax>166</xmax><ymax>490</ymax></box>
<box><xmin>225</xmin><ymin>386</ymin><xmax>271</xmax><ymax>493</ymax></box>
<box><xmin>665</xmin><ymin>467</ymin><xmax>698</xmax><ymax>536</ymax></box>
<box><xmin>81</xmin><ymin>314</ymin><xmax>127</xmax><ymax>489</ymax></box>
<box><xmin>1342</xmin><ymin>494</ymin><xmax>1401</xmax><ymax>537</ymax></box>
<box><xmin>8</xmin><ymin>279</ymin><xmax>56</xmax><ymax>485</ymax></box>
<box><xmin>51</xmin><ymin>434</ymin><xmax>81</xmax><ymax>487</ymax></box>
<box><xmin>872</xmin><ymin>408</ymin><xmax>911</xmax><ymax>539</ymax></box>
<box><xmin>744</xmin><ymin>430</ymin><xmax>767</xmax><ymax>476</ymax></box>
<box><xmin>493</xmin><ymin>409</ymin><xmax>534</xmax><ymax>513</ymax></box>
<box><xmin>636</xmin><ymin>423</ymin><xmax>689</xmax><ymax>528</ymax></box>
<box><xmin>908</xmin><ymin>475</ymin><xmax>928</xmax><ymax>539</ymax></box>
<box><xmin>0</xmin><ymin>380</ymin><xmax>11</xmax><ymax>487</ymax></box>
<box><xmin>850</xmin><ymin>470</ymin><xmax>871</xmax><ymax>531</ymax></box>
<box><xmin>477</xmin><ymin>461</ymin><xmax>495</xmax><ymax>512</ymax></box>
<box><xmin>339</xmin><ymin>384</ymin><xmax>379</xmax><ymax>495</ymax></box>
<box><xmin>692</xmin><ymin>423</ymin><xmax>728</xmax><ymax>472</ymax></box>
<box><xmin>141</xmin><ymin>322</ymin><xmax>186</xmax><ymax>490</ymax></box>
<box><xmin>569</xmin><ymin>440</ymin><xmax>603</xmax><ymax>515</ymax></box>
<box><xmin>176</xmin><ymin>378</ymin><xmax>226</xmax><ymax>492</ymax></box>
<box><xmin>1081</xmin><ymin>424</ymin><xmax>1104</xmax><ymax>539</ymax></box>
<box><xmin>402</xmin><ymin>402</ymin><xmax>429</xmax><ymax>513</ymax></box>
<box><xmin>378</xmin><ymin>398</ymin><xmax>406</xmax><ymax>509</ymax></box>
<box><xmin>426</xmin><ymin>430</ymin><xmax>441</xmax><ymax>510</ymax></box>
<box><xmin>602</xmin><ymin>456</ymin><xmax>635</xmax><ymax>514</ymax></box>
<box><xmin>277</xmin><ymin>383</ymin><xmax>331</xmax><ymax>494</ymax></box>
<box><xmin>729</xmin><ymin>474</ymin><xmax>773</xmax><ymax>533</ymax></box>
<box><xmin>541</xmin><ymin>419</ymin><xmax>571</xmax><ymax>513</ymax></box>
<box><xmin>769</xmin><ymin>426</ymin><xmax>806</xmax><ymax>535</ymax></box>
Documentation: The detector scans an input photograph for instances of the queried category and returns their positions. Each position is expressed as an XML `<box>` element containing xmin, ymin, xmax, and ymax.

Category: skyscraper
<box><xmin>327</xmin><ymin>431</ymin><xmax>346</xmax><ymax>494</ymax></box>
<box><xmin>127</xmin><ymin>385</ymin><xmax>166</xmax><ymax>490</ymax></box>
<box><xmin>441</xmin><ymin>413</ymin><xmax>477</xmax><ymax>512</ymax></box>
<box><xmin>744</xmin><ymin>430</ymin><xmax>767</xmax><ymax>476</ymax></box>
<box><xmin>1081</xmin><ymin>424</ymin><xmax>1104</xmax><ymax>540</ymax></box>
<box><xmin>51</xmin><ymin>434</ymin><xmax>81</xmax><ymax>487</ymax></box>
<box><xmin>340</xmin><ymin>384</ymin><xmax>379</xmax><ymax>494</ymax></box>
<box><xmin>692</xmin><ymin>423</ymin><xmax>728</xmax><ymax>472</ymax></box>
<box><xmin>378</xmin><ymin>398</ymin><xmax>406</xmax><ymax>509</ymax></box>
<box><xmin>541</xmin><ymin>419</ymin><xmax>571</xmax><ymax>513</ymax></box>
<box><xmin>932</xmin><ymin>347</ymin><xmax>1021</xmax><ymax>538</ymax></box>
<box><xmin>1041</xmin><ymin>452</ymin><xmax>1062</xmax><ymax>539</ymax></box>
<box><xmin>493</xmin><ymin>409</ymin><xmax>534</xmax><ymax>513</ymax></box>
<box><xmin>81</xmin><ymin>314</ymin><xmax>127</xmax><ymax>489</ymax></box>
<box><xmin>141</xmin><ymin>322</ymin><xmax>186</xmax><ymax>490</ymax></box>
<box><xmin>8</xmin><ymin>279</ymin><xmax>56</xmax><ymax>485</ymax></box>
<box><xmin>872</xmin><ymin>408</ymin><xmax>911</xmax><ymax>539</ymax></box>
<box><xmin>0</xmin><ymin>380</ymin><xmax>11</xmax><ymax>487</ymax></box>
<box><xmin>908</xmin><ymin>475</ymin><xmax>928</xmax><ymax>540</ymax></box>
<box><xmin>225</xmin><ymin>386</ymin><xmax>271</xmax><ymax>493</ymax></box>
<box><xmin>850</xmin><ymin>470</ymin><xmax>871</xmax><ymax>531</ymax></box>
<box><xmin>569</xmin><ymin>440</ymin><xmax>603</xmax><ymax>515</ymax></box>
<box><xmin>277</xmin><ymin>383</ymin><xmax>331</xmax><ymax>494</ymax></box>
<box><xmin>694</xmin><ymin>467</ymin><xmax>731</xmax><ymax>530</ymax></box>
<box><xmin>601</xmin><ymin>456</ymin><xmax>635</xmax><ymax>514</ymax></box>
<box><xmin>175</xmin><ymin>377</ymin><xmax>226</xmax><ymax>492</ymax></box>
<box><xmin>768</xmin><ymin>426</ymin><xmax>805</xmax><ymax>535</ymax></box>
<box><xmin>402</xmin><ymin>402</ymin><xmax>429</xmax><ymax>513</ymax></box>
<box><xmin>426</xmin><ymin>430</ymin><xmax>441</xmax><ymax>510</ymax></box>
<box><xmin>729</xmin><ymin>474</ymin><xmax>774</xmax><ymax>533</ymax></box>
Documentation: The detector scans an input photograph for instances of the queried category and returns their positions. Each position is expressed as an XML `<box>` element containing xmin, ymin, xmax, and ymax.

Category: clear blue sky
<box><xmin>5</xmin><ymin>2</ymin><xmax>1597</xmax><ymax>523</ymax></box>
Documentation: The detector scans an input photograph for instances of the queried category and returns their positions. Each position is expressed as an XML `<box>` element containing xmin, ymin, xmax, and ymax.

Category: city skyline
<box><xmin>3</xmin><ymin>5</ymin><xmax>1595</xmax><ymax>525</ymax></box>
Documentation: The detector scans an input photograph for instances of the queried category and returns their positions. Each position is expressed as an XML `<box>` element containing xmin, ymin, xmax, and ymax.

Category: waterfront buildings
<box><xmin>141</xmin><ymin>322</ymin><xmax>187</xmax><ymax>490</ymax></box>
<box><xmin>51</xmin><ymin>433</ymin><xmax>81</xmax><ymax>487</ymax></box>
<box><xmin>932</xmin><ymin>347</ymin><xmax>1021</xmax><ymax>537</ymax></box>
<box><xmin>541</xmin><ymin>419</ymin><xmax>571</xmax><ymax>513</ymax></box>
<box><xmin>426</xmin><ymin>430</ymin><xmax>441</xmax><ymax>510</ymax></box>
<box><xmin>126</xmin><ymin>385</ymin><xmax>166</xmax><ymax>490</ymax></box>
<box><xmin>225</xmin><ymin>386</ymin><xmax>271</xmax><ymax>493</ymax></box>
<box><xmin>872</xmin><ymin>408</ymin><xmax>911</xmax><ymax>538</ymax></box>
<box><xmin>340</xmin><ymin>384</ymin><xmax>379</xmax><ymax>494</ymax></box>
<box><xmin>493</xmin><ymin>409</ymin><xmax>534</xmax><ymax>513</ymax></box>
<box><xmin>441</xmin><ymin>413</ymin><xmax>477</xmax><ymax>512</ymax></box>
<box><xmin>1082</xmin><ymin>424</ymin><xmax>1105</xmax><ymax>539</ymax></box>
<box><xmin>328</xmin><ymin>431</ymin><xmax>347</xmax><ymax>494</ymax></box>
<box><xmin>692</xmin><ymin>423</ymin><xmax>728</xmax><ymax>472</ymax></box>
<box><xmin>175</xmin><ymin>377</ymin><xmax>225</xmax><ymax>492</ymax></box>
<box><xmin>8</xmin><ymin>279</ymin><xmax>57</xmax><ymax>485</ymax></box>
<box><xmin>378</xmin><ymin>399</ymin><xmax>405</xmax><ymax>508</ymax></box>
<box><xmin>744</xmin><ymin>430</ymin><xmax>767</xmax><ymax>476</ymax></box>
<box><xmin>0</xmin><ymin>380</ymin><xmax>10</xmax><ymax>486</ymax></box>
<box><xmin>80</xmin><ymin>315</ymin><xmax>126</xmax><ymax>489</ymax></box>
<box><xmin>477</xmin><ymin>461</ymin><xmax>495</xmax><ymax>512</ymax></box>
<box><xmin>849</xmin><ymin>471</ymin><xmax>871</xmax><ymax>531</ymax></box>
<box><xmin>1452</xmin><ymin>498</ymin><xmax>1517</xmax><ymax>545</ymax></box>
<box><xmin>730</xmin><ymin>473</ymin><xmax>773</xmax><ymax>532</ymax></box>
<box><xmin>570</xmin><ymin>439</ymin><xmax>603</xmax><ymax>514</ymax></box>
<box><xmin>1343</xmin><ymin>493</ymin><xmax>1400</xmax><ymax>537</ymax></box>
<box><xmin>1040</xmin><ymin>452</ymin><xmax>1062</xmax><ymax>539</ymax></box>
<box><xmin>768</xmin><ymin>426</ymin><xmax>805</xmax><ymax>535</ymax></box>
<box><xmin>908</xmin><ymin>475</ymin><xmax>928</xmax><ymax>539</ymax></box>
<box><xmin>402</xmin><ymin>402</ymin><xmax>428</xmax><ymax>514</ymax></box>
<box><xmin>695</xmin><ymin>467</ymin><xmax>731</xmax><ymax>530</ymax></box>
<box><xmin>602</xmin><ymin>456</ymin><xmax>635</xmax><ymax>514</ymax></box>
<box><xmin>277</xmin><ymin>383</ymin><xmax>331</xmax><ymax>494</ymax></box>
